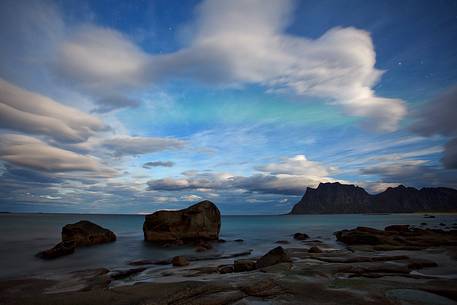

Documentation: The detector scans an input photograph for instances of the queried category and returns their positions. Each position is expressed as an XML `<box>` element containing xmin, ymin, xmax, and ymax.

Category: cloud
<box><xmin>442</xmin><ymin>138</ymin><xmax>457</xmax><ymax>169</ymax></box>
<box><xmin>411</xmin><ymin>85</ymin><xmax>457</xmax><ymax>169</ymax></box>
<box><xmin>92</xmin><ymin>95</ymin><xmax>140</xmax><ymax>113</ymax></box>
<box><xmin>0</xmin><ymin>79</ymin><xmax>105</xmax><ymax>143</ymax></box>
<box><xmin>360</xmin><ymin>161</ymin><xmax>457</xmax><ymax>189</ymax></box>
<box><xmin>55</xmin><ymin>25</ymin><xmax>149</xmax><ymax>92</ymax></box>
<box><xmin>54</xmin><ymin>0</ymin><xmax>406</xmax><ymax>130</ymax></box>
<box><xmin>181</xmin><ymin>194</ymin><xmax>202</xmax><ymax>202</ymax></box>
<box><xmin>143</xmin><ymin>161</ymin><xmax>175</xmax><ymax>168</ymax></box>
<box><xmin>0</xmin><ymin>134</ymin><xmax>115</xmax><ymax>176</ymax></box>
<box><xmin>256</xmin><ymin>155</ymin><xmax>330</xmax><ymax>176</ymax></box>
<box><xmin>147</xmin><ymin>155</ymin><xmax>340</xmax><ymax>195</ymax></box>
<box><xmin>102</xmin><ymin>136</ymin><xmax>186</xmax><ymax>156</ymax></box>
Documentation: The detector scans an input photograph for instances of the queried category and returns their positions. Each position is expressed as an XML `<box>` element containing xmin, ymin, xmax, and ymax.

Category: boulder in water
<box><xmin>62</xmin><ymin>220</ymin><xmax>116</xmax><ymax>246</ymax></box>
<box><xmin>143</xmin><ymin>200</ymin><xmax>221</xmax><ymax>243</ymax></box>
<box><xmin>36</xmin><ymin>220</ymin><xmax>116</xmax><ymax>259</ymax></box>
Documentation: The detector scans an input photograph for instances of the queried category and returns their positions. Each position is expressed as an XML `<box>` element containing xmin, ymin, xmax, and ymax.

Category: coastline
<box><xmin>1</xmin><ymin>216</ymin><xmax>457</xmax><ymax>305</ymax></box>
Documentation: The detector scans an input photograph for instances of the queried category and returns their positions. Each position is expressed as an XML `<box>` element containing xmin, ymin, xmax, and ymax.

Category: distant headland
<box><xmin>290</xmin><ymin>182</ymin><xmax>457</xmax><ymax>214</ymax></box>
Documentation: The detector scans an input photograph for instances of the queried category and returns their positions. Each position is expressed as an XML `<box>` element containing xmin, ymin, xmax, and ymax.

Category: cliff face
<box><xmin>290</xmin><ymin>182</ymin><xmax>457</xmax><ymax>214</ymax></box>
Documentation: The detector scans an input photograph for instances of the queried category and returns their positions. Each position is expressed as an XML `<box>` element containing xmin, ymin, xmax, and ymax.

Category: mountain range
<box><xmin>290</xmin><ymin>182</ymin><xmax>457</xmax><ymax>214</ymax></box>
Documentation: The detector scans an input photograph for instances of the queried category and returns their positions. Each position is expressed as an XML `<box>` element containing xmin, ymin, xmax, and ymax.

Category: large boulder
<box><xmin>256</xmin><ymin>246</ymin><xmax>291</xmax><ymax>269</ymax></box>
<box><xmin>62</xmin><ymin>220</ymin><xmax>116</xmax><ymax>246</ymax></box>
<box><xmin>143</xmin><ymin>200</ymin><xmax>221</xmax><ymax>243</ymax></box>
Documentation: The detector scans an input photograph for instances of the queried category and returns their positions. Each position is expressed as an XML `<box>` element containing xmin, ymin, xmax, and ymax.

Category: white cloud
<box><xmin>256</xmin><ymin>155</ymin><xmax>330</xmax><ymax>177</ymax></box>
<box><xmin>0</xmin><ymin>79</ymin><xmax>105</xmax><ymax>143</ymax></box>
<box><xmin>54</xmin><ymin>0</ymin><xmax>406</xmax><ymax>130</ymax></box>
<box><xmin>181</xmin><ymin>194</ymin><xmax>202</xmax><ymax>201</ymax></box>
<box><xmin>147</xmin><ymin>155</ymin><xmax>341</xmax><ymax>195</ymax></box>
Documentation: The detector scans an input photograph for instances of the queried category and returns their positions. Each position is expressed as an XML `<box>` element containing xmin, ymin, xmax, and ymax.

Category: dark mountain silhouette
<box><xmin>290</xmin><ymin>182</ymin><xmax>457</xmax><ymax>214</ymax></box>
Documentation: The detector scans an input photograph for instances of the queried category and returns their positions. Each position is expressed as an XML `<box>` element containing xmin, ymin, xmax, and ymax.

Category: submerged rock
<box><xmin>256</xmin><ymin>246</ymin><xmax>291</xmax><ymax>269</ymax></box>
<box><xmin>143</xmin><ymin>200</ymin><xmax>221</xmax><ymax>243</ymax></box>
<box><xmin>36</xmin><ymin>241</ymin><xmax>75</xmax><ymax>259</ymax></box>
<box><xmin>62</xmin><ymin>220</ymin><xmax>116</xmax><ymax>246</ymax></box>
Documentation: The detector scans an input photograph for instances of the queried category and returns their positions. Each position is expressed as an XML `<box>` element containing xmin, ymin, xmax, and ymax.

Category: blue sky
<box><xmin>0</xmin><ymin>0</ymin><xmax>456</xmax><ymax>214</ymax></box>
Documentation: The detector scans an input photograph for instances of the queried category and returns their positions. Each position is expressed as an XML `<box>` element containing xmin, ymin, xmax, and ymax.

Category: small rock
<box><xmin>218</xmin><ymin>264</ymin><xmax>234</xmax><ymax>274</ymax></box>
<box><xmin>275</xmin><ymin>240</ymin><xmax>290</xmax><ymax>244</ymax></box>
<box><xmin>218</xmin><ymin>239</ymin><xmax>226</xmax><ymax>243</ymax></box>
<box><xmin>440</xmin><ymin>223</ymin><xmax>446</xmax><ymax>226</ymax></box>
<box><xmin>234</xmin><ymin>259</ymin><xmax>256</xmax><ymax>272</ymax></box>
<box><xmin>234</xmin><ymin>239</ymin><xmax>244</xmax><ymax>242</ymax></box>
<box><xmin>171</xmin><ymin>256</ymin><xmax>189</xmax><ymax>267</ymax></box>
<box><xmin>293</xmin><ymin>233</ymin><xmax>309</xmax><ymax>240</ymax></box>
<box><xmin>421</xmin><ymin>222</ymin><xmax>427</xmax><ymax>226</ymax></box>
<box><xmin>308</xmin><ymin>246</ymin><xmax>322</xmax><ymax>253</ymax></box>
<box><xmin>256</xmin><ymin>246</ymin><xmax>291</xmax><ymax>269</ymax></box>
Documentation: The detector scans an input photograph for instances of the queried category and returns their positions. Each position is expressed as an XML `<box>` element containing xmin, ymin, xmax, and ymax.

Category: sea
<box><xmin>1</xmin><ymin>213</ymin><xmax>456</xmax><ymax>280</ymax></box>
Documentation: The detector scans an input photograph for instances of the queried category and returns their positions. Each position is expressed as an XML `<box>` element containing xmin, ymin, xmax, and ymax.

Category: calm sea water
<box><xmin>0</xmin><ymin>213</ymin><xmax>456</xmax><ymax>279</ymax></box>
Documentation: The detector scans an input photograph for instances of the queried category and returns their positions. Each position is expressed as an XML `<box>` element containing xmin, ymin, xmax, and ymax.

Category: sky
<box><xmin>0</xmin><ymin>0</ymin><xmax>456</xmax><ymax>215</ymax></box>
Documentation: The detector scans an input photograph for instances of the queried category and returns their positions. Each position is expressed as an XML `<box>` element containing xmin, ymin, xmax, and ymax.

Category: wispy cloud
<box><xmin>0</xmin><ymin>79</ymin><xmax>105</xmax><ymax>143</ymax></box>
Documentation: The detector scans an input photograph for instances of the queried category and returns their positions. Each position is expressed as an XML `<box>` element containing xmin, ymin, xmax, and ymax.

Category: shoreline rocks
<box><xmin>143</xmin><ymin>200</ymin><xmax>221</xmax><ymax>244</ymax></box>
<box><xmin>335</xmin><ymin>225</ymin><xmax>457</xmax><ymax>250</ymax></box>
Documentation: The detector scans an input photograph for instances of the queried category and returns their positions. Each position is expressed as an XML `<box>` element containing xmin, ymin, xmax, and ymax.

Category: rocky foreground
<box><xmin>1</xmin><ymin>225</ymin><xmax>457</xmax><ymax>305</ymax></box>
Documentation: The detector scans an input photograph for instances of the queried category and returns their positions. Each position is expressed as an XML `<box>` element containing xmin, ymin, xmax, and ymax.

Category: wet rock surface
<box><xmin>6</xmin><ymin>222</ymin><xmax>457</xmax><ymax>305</ymax></box>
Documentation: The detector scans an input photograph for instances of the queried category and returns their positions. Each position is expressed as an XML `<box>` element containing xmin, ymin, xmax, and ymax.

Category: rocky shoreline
<box><xmin>1</xmin><ymin>201</ymin><xmax>457</xmax><ymax>305</ymax></box>
<box><xmin>1</xmin><ymin>225</ymin><xmax>457</xmax><ymax>304</ymax></box>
